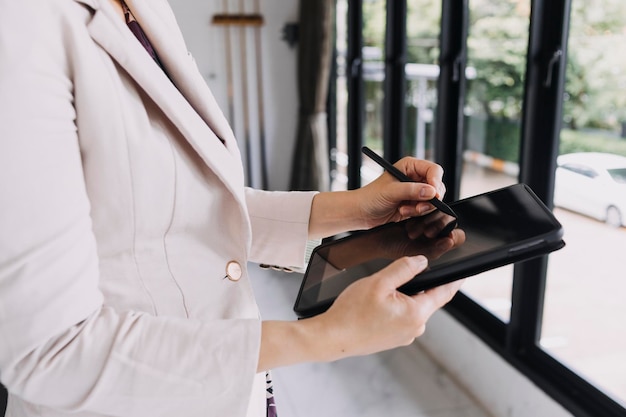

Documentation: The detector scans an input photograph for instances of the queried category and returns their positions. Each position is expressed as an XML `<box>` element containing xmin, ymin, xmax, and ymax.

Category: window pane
<box><xmin>360</xmin><ymin>0</ymin><xmax>386</xmax><ymax>185</ymax></box>
<box><xmin>332</xmin><ymin>0</ymin><xmax>349</xmax><ymax>191</ymax></box>
<box><xmin>405</xmin><ymin>0</ymin><xmax>441</xmax><ymax>160</ymax></box>
<box><xmin>458</xmin><ymin>0</ymin><xmax>531</xmax><ymax>322</ymax></box>
<box><xmin>362</xmin><ymin>0</ymin><xmax>442</xmax><ymax>184</ymax></box>
<box><xmin>333</xmin><ymin>1</ymin><xmax>442</xmax><ymax>188</ymax></box>
<box><xmin>331</xmin><ymin>0</ymin><xmax>387</xmax><ymax>189</ymax></box>
<box><xmin>542</xmin><ymin>0</ymin><xmax>626</xmax><ymax>406</ymax></box>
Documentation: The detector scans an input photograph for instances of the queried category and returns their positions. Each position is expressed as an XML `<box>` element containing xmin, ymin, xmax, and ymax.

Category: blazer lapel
<box><xmin>76</xmin><ymin>0</ymin><xmax>247</xmax><ymax>205</ymax></box>
<box><xmin>124</xmin><ymin>0</ymin><xmax>239</xmax><ymax>147</ymax></box>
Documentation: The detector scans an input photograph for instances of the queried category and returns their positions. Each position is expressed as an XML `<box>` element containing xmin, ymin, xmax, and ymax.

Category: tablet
<box><xmin>293</xmin><ymin>183</ymin><xmax>565</xmax><ymax>318</ymax></box>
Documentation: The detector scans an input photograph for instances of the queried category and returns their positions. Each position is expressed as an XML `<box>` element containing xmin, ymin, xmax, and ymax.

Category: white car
<box><xmin>554</xmin><ymin>152</ymin><xmax>626</xmax><ymax>227</ymax></box>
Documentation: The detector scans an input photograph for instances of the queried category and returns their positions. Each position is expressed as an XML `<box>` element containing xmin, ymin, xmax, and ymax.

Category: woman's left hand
<box><xmin>308</xmin><ymin>156</ymin><xmax>447</xmax><ymax>239</ymax></box>
<box><xmin>353</xmin><ymin>156</ymin><xmax>446</xmax><ymax>229</ymax></box>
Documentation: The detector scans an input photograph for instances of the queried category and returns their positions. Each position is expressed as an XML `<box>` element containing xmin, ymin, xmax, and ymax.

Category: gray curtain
<box><xmin>289</xmin><ymin>0</ymin><xmax>334</xmax><ymax>191</ymax></box>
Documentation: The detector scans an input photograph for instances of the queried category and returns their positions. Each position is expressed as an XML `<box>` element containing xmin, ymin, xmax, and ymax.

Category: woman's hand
<box><xmin>308</xmin><ymin>157</ymin><xmax>447</xmax><ymax>239</ymax></box>
<box><xmin>257</xmin><ymin>256</ymin><xmax>464</xmax><ymax>371</ymax></box>
<box><xmin>313</xmin><ymin>256</ymin><xmax>463</xmax><ymax>359</ymax></box>
<box><xmin>354</xmin><ymin>156</ymin><xmax>447</xmax><ymax>229</ymax></box>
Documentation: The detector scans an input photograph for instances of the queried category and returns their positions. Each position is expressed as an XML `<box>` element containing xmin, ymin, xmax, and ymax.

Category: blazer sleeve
<box><xmin>0</xmin><ymin>3</ymin><xmax>260</xmax><ymax>416</ymax></box>
<box><xmin>245</xmin><ymin>188</ymin><xmax>318</xmax><ymax>268</ymax></box>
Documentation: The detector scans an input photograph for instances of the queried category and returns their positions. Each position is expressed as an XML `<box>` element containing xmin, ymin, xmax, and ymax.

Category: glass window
<box><xmin>458</xmin><ymin>0</ymin><xmax>531</xmax><ymax>322</ymax></box>
<box><xmin>404</xmin><ymin>0</ymin><xmax>441</xmax><ymax>160</ymax></box>
<box><xmin>333</xmin><ymin>0</ymin><xmax>442</xmax><ymax>188</ymax></box>
<box><xmin>331</xmin><ymin>1</ymin><xmax>626</xmax><ymax>413</ymax></box>
<box><xmin>361</xmin><ymin>0</ymin><xmax>442</xmax><ymax>183</ymax></box>
<box><xmin>608</xmin><ymin>168</ymin><xmax>626</xmax><ymax>183</ymax></box>
<box><xmin>332</xmin><ymin>0</ymin><xmax>350</xmax><ymax>191</ymax></box>
<box><xmin>331</xmin><ymin>0</ymin><xmax>388</xmax><ymax>190</ymax></box>
<box><xmin>361</xmin><ymin>0</ymin><xmax>386</xmax><ymax>185</ymax></box>
<box><xmin>542</xmin><ymin>0</ymin><xmax>626</xmax><ymax>405</ymax></box>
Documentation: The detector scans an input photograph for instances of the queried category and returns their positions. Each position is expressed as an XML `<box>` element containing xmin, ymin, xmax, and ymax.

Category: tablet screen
<box><xmin>295</xmin><ymin>184</ymin><xmax>563</xmax><ymax>315</ymax></box>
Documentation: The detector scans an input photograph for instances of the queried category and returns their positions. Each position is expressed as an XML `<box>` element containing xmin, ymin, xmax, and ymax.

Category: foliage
<box><xmin>560</xmin><ymin>129</ymin><xmax>626</xmax><ymax>157</ymax></box>
<box><xmin>362</xmin><ymin>0</ymin><xmax>441</xmax><ymax>64</ymax></box>
<box><xmin>406</xmin><ymin>0</ymin><xmax>441</xmax><ymax>64</ymax></box>
<box><xmin>564</xmin><ymin>0</ymin><xmax>626</xmax><ymax>131</ymax></box>
<box><xmin>359</xmin><ymin>0</ymin><xmax>626</xmax><ymax>134</ymax></box>
<box><xmin>465</xmin><ymin>2</ymin><xmax>529</xmax><ymax>120</ymax></box>
<box><xmin>357</xmin><ymin>0</ymin><xmax>626</xmax><ymax>168</ymax></box>
<box><xmin>361</xmin><ymin>0</ymin><xmax>386</xmax><ymax>48</ymax></box>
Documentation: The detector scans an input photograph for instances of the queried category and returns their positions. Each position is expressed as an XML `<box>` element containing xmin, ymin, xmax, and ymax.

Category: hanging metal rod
<box><xmin>212</xmin><ymin>14</ymin><xmax>264</xmax><ymax>26</ymax></box>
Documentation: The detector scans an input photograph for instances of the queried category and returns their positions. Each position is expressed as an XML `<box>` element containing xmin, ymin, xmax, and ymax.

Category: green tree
<box><xmin>566</xmin><ymin>0</ymin><xmax>626</xmax><ymax>132</ymax></box>
<box><xmin>360</xmin><ymin>0</ymin><xmax>626</xmax><ymax>133</ymax></box>
<box><xmin>406</xmin><ymin>0</ymin><xmax>441</xmax><ymax>64</ymax></box>
<box><xmin>362</xmin><ymin>0</ymin><xmax>441</xmax><ymax>64</ymax></box>
<box><xmin>466</xmin><ymin>0</ymin><xmax>529</xmax><ymax>120</ymax></box>
<box><xmin>362</xmin><ymin>0</ymin><xmax>386</xmax><ymax>48</ymax></box>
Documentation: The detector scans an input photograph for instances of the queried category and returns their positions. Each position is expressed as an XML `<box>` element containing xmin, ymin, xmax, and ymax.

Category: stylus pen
<box><xmin>361</xmin><ymin>146</ymin><xmax>458</xmax><ymax>219</ymax></box>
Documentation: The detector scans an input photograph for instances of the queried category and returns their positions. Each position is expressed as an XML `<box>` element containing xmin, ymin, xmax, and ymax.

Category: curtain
<box><xmin>289</xmin><ymin>0</ymin><xmax>334</xmax><ymax>191</ymax></box>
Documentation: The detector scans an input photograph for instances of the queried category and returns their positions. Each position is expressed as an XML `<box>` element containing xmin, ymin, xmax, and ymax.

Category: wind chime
<box><xmin>213</xmin><ymin>0</ymin><xmax>269</xmax><ymax>190</ymax></box>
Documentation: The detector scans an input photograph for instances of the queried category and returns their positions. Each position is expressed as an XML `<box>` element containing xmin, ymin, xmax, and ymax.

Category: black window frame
<box><xmin>340</xmin><ymin>0</ymin><xmax>626</xmax><ymax>416</ymax></box>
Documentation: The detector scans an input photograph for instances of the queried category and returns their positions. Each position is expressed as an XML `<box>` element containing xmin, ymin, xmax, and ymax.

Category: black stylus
<box><xmin>361</xmin><ymin>146</ymin><xmax>458</xmax><ymax>219</ymax></box>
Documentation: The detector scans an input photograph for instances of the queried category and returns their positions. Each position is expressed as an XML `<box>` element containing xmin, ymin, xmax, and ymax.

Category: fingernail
<box><xmin>412</xmin><ymin>255</ymin><xmax>428</xmax><ymax>267</ymax></box>
<box><xmin>420</xmin><ymin>186</ymin><xmax>434</xmax><ymax>198</ymax></box>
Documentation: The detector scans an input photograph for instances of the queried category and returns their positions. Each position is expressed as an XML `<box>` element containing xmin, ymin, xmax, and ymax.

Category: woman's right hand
<box><xmin>308</xmin><ymin>255</ymin><xmax>464</xmax><ymax>362</ymax></box>
<box><xmin>257</xmin><ymin>255</ymin><xmax>463</xmax><ymax>372</ymax></box>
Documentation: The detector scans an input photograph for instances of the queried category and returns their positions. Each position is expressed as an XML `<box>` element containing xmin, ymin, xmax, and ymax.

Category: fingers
<box><xmin>370</xmin><ymin>255</ymin><xmax>429</xmax><ymax>291</ymax></box>
<box><xmin>412</xmin><ymin>279</ymin><xmax>466</xmax><ymax>319</ymax></box>
<box><xmin>384</xmin><ymin>179</ymin><xmax>437</xmax><ymax>201</ymax></box>
<box><xmin>319</xmin><ymin>256</ymin><xmax>463</xmax><ymax>359</ymax></box>
<box><xmin>384</xmin><ymin>182</ymin><xmax>438</xmax><ymax>219</ymax></box>
<box><xmin>358</xmin><ymin>156</ymin><xmax>447</xmax><ymax>228</ymax></box>
<box><xmin>396</xmin><ymin>157</ymin><xmax>446</xmax><ymax>198</ymax></box>
<box><xmin>383</xmin><ymin>159</ymin><xmax>446</xmax><ymax>218</ymax></box>
<box><xmin>372</xmin><ymin>257</ymin><xmax>464</xmax><ymax>340</ymax></box>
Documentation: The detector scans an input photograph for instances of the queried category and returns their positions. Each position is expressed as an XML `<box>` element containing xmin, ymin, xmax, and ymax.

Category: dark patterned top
<box><xmin>265</xmin><ymin>371</ymin><xmax>278</xmax><ymax>417</ymax></box>
<box><xmin>121</xmin><ymin>2</ymin><xmax>164</xmax><ymax>70</ymax></box>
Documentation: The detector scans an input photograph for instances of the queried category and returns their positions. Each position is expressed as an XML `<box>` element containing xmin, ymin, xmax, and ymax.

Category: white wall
<box><xmin>417</xmin><ymin>311</ymin><xmax>573</xmax><ymax>417</ymax></box>
<box><xmin>169</xmin><ymin>0</ymin><xmax>299</xmax><ymax>191</ymax></box>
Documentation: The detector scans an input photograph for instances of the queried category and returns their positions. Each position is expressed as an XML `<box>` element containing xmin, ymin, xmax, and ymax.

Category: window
<box><xmin>608</xmin><ymin>168</ymin><xmax>626</xmax><ymax>183</ymax></box>
<box><xmin>542</xmin><ymin>0</ymin><xmax>626</xmax><ymax>407</ymax></box>
<box><xmin>332</xmin><ymin>0</ymin><xmax>442</xmax><ymax>191</ymax></box>
<box><xmin>458</xmin><ymin>0</ymin><xmax>530</xmax><ymax>322</ymax></box>
<box><xmin>330</xmin><ymin>0</ymin><xmax>626</xmax><ymax>415</ymax></box>
<box><xmin>559</xmin><ymin>163</ymin><xmax>599</xmax><ymax>178</ymax></box>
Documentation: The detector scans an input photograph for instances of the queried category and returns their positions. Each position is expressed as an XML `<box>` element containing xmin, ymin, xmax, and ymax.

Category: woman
<box><xmin>0</xmin><ymin>0</ymin><xmax>465</xmax><ymax>416</ymax></box>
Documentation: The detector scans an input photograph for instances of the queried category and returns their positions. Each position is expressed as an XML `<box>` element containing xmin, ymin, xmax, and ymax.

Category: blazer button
<box><xmin>225</xmin><ymin>260</ymin><xmax>243</xmax><ymax>282</ymax></box>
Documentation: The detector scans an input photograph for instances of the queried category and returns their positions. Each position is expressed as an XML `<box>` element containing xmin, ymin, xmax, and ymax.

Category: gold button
<box><xmin>225</xmin><ymin>260</ymin><xmax>242</xmax><ymax>282</ymax></box>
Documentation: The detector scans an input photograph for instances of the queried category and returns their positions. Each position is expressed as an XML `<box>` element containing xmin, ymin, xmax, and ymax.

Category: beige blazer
<box><xmin>0</xmin><ymin>0</ymin><xmax>316</xmax><ymax>416</ymax></box>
